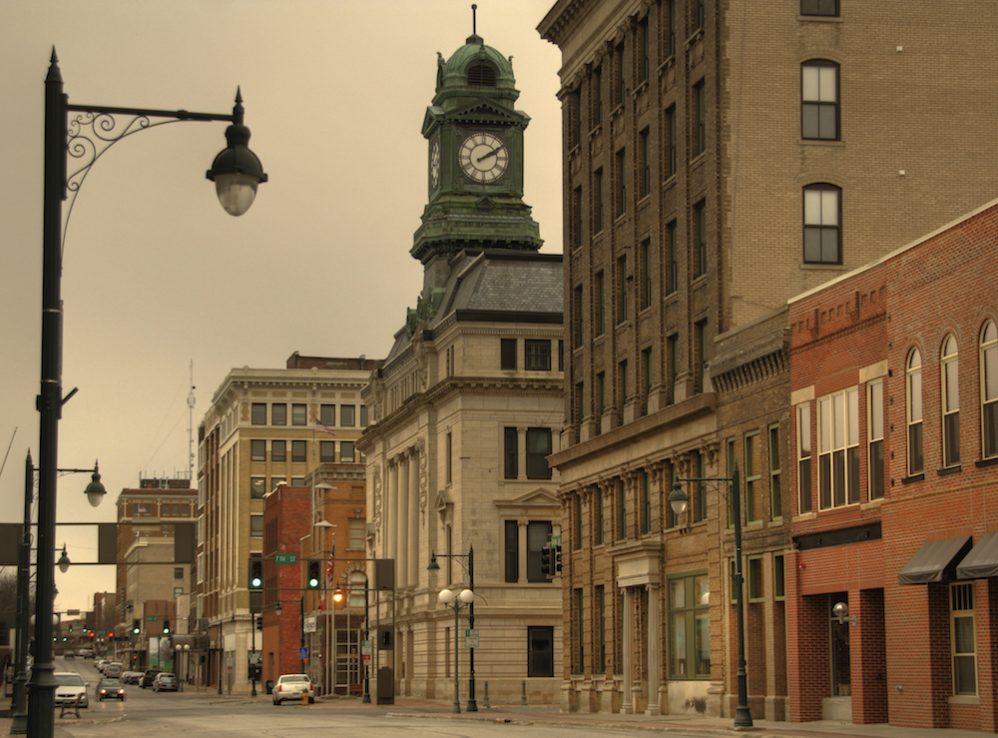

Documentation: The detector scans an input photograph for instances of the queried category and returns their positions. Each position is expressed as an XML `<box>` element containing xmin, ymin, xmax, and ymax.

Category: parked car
<box><xmin>139</xmin><ymin>669</ymin><xmax>160</xmax><ymax>688</ymax></box>
<box><xmin>151</xmin><ymin>672</ymin><xmax>177</xmax><ymax>692</ymax></box>
<box><xmin>95</xmin><ymin>659</ymin><xmax>109</xmax><ymax>674</ymax></box>
<box><xmin>76</xmin><ymin>647</ymin><xmax>94</xmax><ymax>659</ymax></box>
<box><xmin>103</xmin><ymin>662</ymin><xmax>124</xmax><ymax>678</ymax></box>
<box><xmin>121</xmin><ymin>671</ymin><xmax>142</xmax><ymax>685</ymax></box>
<box><xmin>271</xmin><ymin>673</ymin><xmax>315</xmax><ymax>705</ymax></box>
<box><xmin>95</xmin><ymin>677</ymin><xmax>125</xmax><ymax>701</ymax></box>
<box><xmin>53</xmin><ymin>672</ymin><xmax>88</xmax><ymax>708</ymax></box>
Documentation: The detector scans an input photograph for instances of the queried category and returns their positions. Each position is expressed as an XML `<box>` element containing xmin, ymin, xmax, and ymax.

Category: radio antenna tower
<box><xmin>187</xmin><ymin>361</ymin><xmax>196</xmax><ymax>484</ymax></box>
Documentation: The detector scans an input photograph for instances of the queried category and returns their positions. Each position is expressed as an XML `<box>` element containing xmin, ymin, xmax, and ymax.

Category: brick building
<box><xmin>787</xmin><ymin>199</ymin><xmax>998</xmax><ymax>730</ymax></box>
<box><xmin>537</xmin><ymin>0</ymin><xmax>998</xmax><ymax>720</ymax></box>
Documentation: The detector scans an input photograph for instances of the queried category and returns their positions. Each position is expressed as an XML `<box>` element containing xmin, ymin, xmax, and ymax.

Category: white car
<box><xmin>54</xmin><ymin>672</ymin><xmax>88</xmax><ymax>708</ymax></box>
<box><xmin>271</xmin><ymin>674</ymin><xmax>315</xmax><ymax>705</ymax></box>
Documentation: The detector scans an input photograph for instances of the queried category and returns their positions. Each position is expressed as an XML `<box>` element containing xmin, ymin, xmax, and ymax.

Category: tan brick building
<box><xmin>537</xmin><ymin>0</ymin><xmax>998</xmax><ymax>721</ymax></box>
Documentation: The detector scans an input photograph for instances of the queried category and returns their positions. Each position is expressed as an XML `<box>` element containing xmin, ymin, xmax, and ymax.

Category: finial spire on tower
<box><xmin>472</xmin><ymin>4</ymin><xmax>477</xmax><ymax>36</ymax></box>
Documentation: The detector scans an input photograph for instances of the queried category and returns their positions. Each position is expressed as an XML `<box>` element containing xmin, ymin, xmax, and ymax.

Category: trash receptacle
<box><xmin>265</xmin><ymin>680</ymin><xmax>274</xmax><ymax>695</ymax></box>
<box><xmin>376</xmin><ymin>666</ymin><xmax>394</xmax><ymax>705</ymax></box>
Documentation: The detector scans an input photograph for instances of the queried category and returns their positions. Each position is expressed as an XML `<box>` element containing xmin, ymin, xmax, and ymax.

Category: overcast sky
<box><xmin>0</xmin><ymin>0</ymin><xmax>563</xmax><ymax>614</ymax></box>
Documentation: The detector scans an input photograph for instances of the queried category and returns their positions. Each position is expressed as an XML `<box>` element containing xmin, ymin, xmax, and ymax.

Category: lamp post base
<box><xmin>733</xmin><ymin>704</ymin><xmax>754</xmax><ymax>729</ymax></box>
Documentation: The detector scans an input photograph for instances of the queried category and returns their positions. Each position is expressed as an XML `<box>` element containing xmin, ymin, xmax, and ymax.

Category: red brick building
<box><xmin>787</xmin><ymin>199</ymin><xmax>998</xmax><ymax>730</ymax></box>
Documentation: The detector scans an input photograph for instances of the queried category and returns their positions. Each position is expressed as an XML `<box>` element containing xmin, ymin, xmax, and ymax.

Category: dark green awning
<box><xmin>898</xmin><ymin>536</ymin><xmax>971</xmax><ymax>585</ymax></box>
<box><xmin>957</xmin><ymin>532</ymin><xmax>998</xmax><ymax>580</ymax></box>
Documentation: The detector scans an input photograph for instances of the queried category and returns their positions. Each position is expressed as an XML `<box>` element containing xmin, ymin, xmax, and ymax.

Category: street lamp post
<box><xmin>437</xmin><ymin>588</ymin><xmax>474</xmax><ymax>714</ymax></box>
<box><xmin>427</xmin><ymin>547</ymin><xmax>476</xmax><ymax>711</ymax></box>
<box><xmin>669</xmin><ymin>465</ymin><xmax>753</xmax><ymax>729</ymax></box>
<box><xmin>30</xmin><ymin>51</ymin><xmax>266</xmax><ymax>738</ymax></box>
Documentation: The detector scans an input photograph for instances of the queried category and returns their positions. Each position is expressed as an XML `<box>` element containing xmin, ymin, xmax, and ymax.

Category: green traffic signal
<box><xmin>307</xmin><ymin>560</ymin><xmax>321</xmax><ymax>589</ymax></box>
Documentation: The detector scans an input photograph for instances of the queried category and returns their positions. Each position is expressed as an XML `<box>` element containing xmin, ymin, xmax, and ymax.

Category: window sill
<box><xmin>860</xmin><ymin>497</ymin><xmax>884</xmax><ymax>510</ymax></box>
<box><xmin>657</xmin><ymin>55</ymin><xmax>676</xmax><ymax>76</ymax></box>
<box><xmin>937</xmin><ymin>465</ymin><xmax>962</xmax><ymax>477</ymax></box>
<box><xmin>901</xmin><ymin>473</ymin><xmax>925</xmax><ymax>485</ymax></box>
<box><xmin>798</xmin><ymin>14</ymin><xmax>843</xmax><ymax>23</ymax></box>
<box><xmin>689</xmin><ymin>151</ymin><xmax>707</xmax><ymax>168</ymax></box>
<box><xmin>948</xmin><ymin>695</ymin><xmax>980</xmax><ymax>705</ymax></box>
<box><xmin>975</xmin><ymin>456</ymin><xmax>998</xmax><ymax>468</ymax></box>
<box><xmin>799</xmin><ymin>138</ymin><xmax>844</xmax><ymax>146</ymax></box>
<box><xmin>588</xmin><ymin>123</ymin><xmax>603</xmax><ymax>140</ymax></box>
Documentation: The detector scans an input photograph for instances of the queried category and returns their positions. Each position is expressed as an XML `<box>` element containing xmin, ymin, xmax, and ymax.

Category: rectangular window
<box><xmin>748</xmin><ymin>557</ymin><xmax>764</xmax><ymax>601</ymax></box>
<box><xmin>801</xmin><ymin>0</ymin><xmax>839</xmax><ymax>15</ymax></box>
<box><xmin>340</xmin><ymin>405</ymin><xmax>356</xmax><ymax>427</ymax></box>
<box><xmin>573</xmin><ymin>285</ymin><xmax>584</xmax><ymax>347</ymax></box>
<box><xmin>593</xmin><ymin>168</ymin><xmax>604</xmax><ymax>233</ymax></box>
<box><xmin>616</xmin><ymin>479</ymin><xmax>627</xmax><ymax>541</ymax></box>
<box><xmin>797</xmin><ymin>403</ymin><xmax>813</xmax><ymax>513</ymax></box>
<box><xmin>596</xmin><ymin>371</ymin><xmax>606</xmax><ymax>419</ymax></box>
<box><xmin>271</xmin><ymin>403</ymin><xmax>287</xmax><ymax>426</ymax></box>
<box><xmin>942</xmin><ymin>338</ymin><xmax>961</xmax><ymax>468</ymax></box>
<box><xmin>504</xmin><ymin>427</ymin><xmax>518</xmax><ymax>480</ymax></box>
<box><xmin>571</xmin><ymin>186</ymin><xmax>583</xmax><ymax>248</ymax></box>
<box><xmin>664</xmin><ymin>461</ymin><xmax>677</xmax><ymax>528</ymax></box>
<box><xmin>573</xmin><ymin>494</ymin><xmax>583</xmax><ymax>548</ymax></box>
<box><xmin>320</xmin><ymin>403</ymin><xmax>335</xmax><ymax>427</ymax></box>
<box><xmin>774</xmin><ymin>555</ymin><xmax>786</xmax><ymax>600</ymax></box>
<box><xmin>250</xmin><ymin>476</ymin><xmax>266</xmax><ymax>499</ymax></box>
<box><xmin>568</xmin><ymin>87</ymin><xmax>581</xmax><ymax>148</ymax></box>
<box><xmin>726</xmin><ymin>438</ymin><xmax>737</xmax><ymax>526</ymax></box>
<box><xmin>250</xmin><ymin>514</ymin><xmax>263</xmax><ymax>537</ymax></box>
<box><xmin>692</xmin><ymin>80</ymin><xmax>705</xmax><ymax>156</ymax></box>
<box><xmin>640</xmin><ymin>239</ymin><xmax>652</xmax><ymax>309</ymax></box>
<box><xmin>348</xmin><ymin>519</ymin><xmax>365</xmax><ymax>550</ymax></box>
<box><xmin>769</xmin><ymin>424</ymin><xmax>782</xmax><ymax>519</ymax></box>
<box><xmin>639</xmin><ymin>128</ymin><xmax>650</xmax><ymax>197</ymax></box>
<box><xmin>504</xmin><ymin>520</ymin><xmax>519</xmax><ymax>583</ymax></box>
<box><xmin>251</xmin><ymin>403</ymin><xmax>267</xmax><ymax>425</ymax></box>
<box><xmin>907</xmin><ymin>351</ymin><xmax>924</xmax><ymax>475</ymax></box>
<box><xmin>595</xmin><ymin>271</ymin><xmax>605</xmax><ymax>336</ymax></box>
<box><xmin>595</xmin><ymin>584</ymin><xmax>606</xmax><ymax>673</ymax></box>
<box><xmin>593</xmin><ymin>486</ymin><xmax>604</xmax><ymax>545</ymax></box>
<box><xmin>983</xmin><ymin>322</ymin><xmax>998</xmax><ymax>459</ymax></box>
<box><xmin>618</xmin><ymin>359</ymin><xmax>628</xmax><ymax>413</ymax></box>
<box><xmin>664</xmin><ymin>0</ymin><xmax>676</xmax><ymax>57</ymax></box>
<box><xmin>665</xmin><ymin>105</ymin><xmax>677</xmax><ymax>178</ymax></box>
<box><xmin>528</xmin><ymin>626</ymin><xmax>555</xmax><ymax>678</ymax></box>
<box><xmin>694</xmin><ymin>318</ymin><xmax>708</xmax><ymax>393</ymax></box>
<box><xmin>319</xmin><ymin>441</ymin><xmax>335</xmax><ymax>463</ymax></box>
<box><xmin>291</xmin><ymin>403</ymin><xmax>307</xmax><ymax>426</ymax></box>
<box><xmin>692</xmin><ymin>0</ymin><xmax>704</xmax><ymax>31</ymax></box>
<box><xmin>693</xmin><ymin>199</ymin><xmax>707</xmax><ymax>277</ymax></box>
<box><xmin>666</xmin><ymin>333</ymin><xmax>678</xmax><ymax>404</ymax></box>
<box><xmin>271</xmin><ymin>440</ymin><xmax>286</xmax><ymax>462</ymax></box>
<box><xmin>616</xmin><ymin>255</ymin><xmax>628</xmax><ymax>323</ymax></box>
<box><xmin>573</xmin><ymin>382</ymin><xmax>584</xmax><ymax>432</ymax></box>
<box><xmin>802</xmin><ymin>61</ymin><xmax>839</xmax><ymax>140</ymax></box>
<box><xmin>526</xmin><ymin>428</ymin><xmax>553</xmax><ymax>479</ymax></box>
<box><xmin>817</xmin><ymin>388</ymin><xmax>859</xmax><ymax>508</ymax></box>
<box><xmin>614</xmin><ymin>42</ymin><xmax>625</xmax><ymax>107</ymax></box>
<box><xmin>592</xmin><ymin>64</ymin><xmax>603</xmax><ymax>126</ymax></box>
<box><xmin>360</xmin><ymin>405</ymin><xmax>368</xmax><ymax>427</ymax></box>
<box><xmin>745</xmin><ymin>432</ymin><xmax>761</xmax><ymax>522</ymax></box>
<box><xmin>446</xmin><ymin>431</ymin><xmax>453</xmax><ymax>484</ymax></box>
<box><xmin>174</xmin><ymin>567</ymin><xmax>184</xmax><ymax>580</ymax></box>
<box><xmin>615</xmin><ymin>147</ymin><xmax>627</xmax><ymax>216</ymax></box>
<box><xmin>665</xmin><ymin>219</ymin><xmax>678</xmax><ymax>294</ymax></box>
<box><xmin>501</xmin><ymin>338</ymin><xmax>517</xmax><ymax>370</ymax></box>
<box><xmin>558</xmin><ymin>340</ymin><xmax>564</xmax><ymax>372</ymax></box>
<box><xmin>340</xmin><ymin>441</ymin><xmax>355</xmax><ymax>463</ymax></box>
<box><xmin>693</xmin><ymin>450</ymin><xmax>706</xmax><ymax>523</ymax></box>
<box><xmin>803</xmin><ymin>184</ymin><xmax>842</xmax><ymax>264</ymax></box>
<box><xmin>640</xmin><ymin>469</ymin><xmax>652</xmax><ymax>534</ymax></box>
<box><xmin>638</xmin><ymin>15</ymin><xmax>649</xmax><ymax>83</ymax></box>
<box><xmin>868</xmin><ymin>380</ymin><xmax>884</xmax><ymax>499</ymax></box>
<box><xmin>951</xmin><ymin>582</ymin><xmax>978</xmax><ymax>695</ymax></box>
<box><xmin>250</xmin><ymin>440</ymin><xmax>265</xmax><ymax>462</ymax></box>
<box><xmin>573</xmin><ymin>588</ymin><xmax>585</xmax><ymax>673</ymax></box>
<box><xmin>291</xmin><ymin>440</ymin><xmax>306</xmax><ymax>462</ymax></box>
<box><xmin>525</xmin><ymin>340</ymin><xmax>552</xmax><ymax>371</ymax></box>
<box><xmin>641</xmin><ymin>347</ymin><xmax>652</xmax><ymax>416</ymax></box>
<box><xmin>527</xmin><ymin>521</ymin><xmax>553</xmax><ymax>583</ymax></box>
<box><xmin>668</xmin><ymin>573</ymin><xmax>710</xmax><ymax>678</ymax></box>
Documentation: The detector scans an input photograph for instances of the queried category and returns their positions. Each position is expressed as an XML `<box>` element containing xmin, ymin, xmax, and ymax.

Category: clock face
<box><xmin>459</xmin><ymin>131</ymin><xmax>509</xmax><ymax>183</ymax></box>
<box><xmin>429</xmin><ymin>139</ymin><xmax>440</xmax><ymax>190</ymax></box>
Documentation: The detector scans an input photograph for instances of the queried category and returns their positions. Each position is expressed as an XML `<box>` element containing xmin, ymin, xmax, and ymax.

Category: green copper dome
<box><xmin>434</xmin><ymin>34</ymin><xmax>519</xmax><ymax>110</ymax></box>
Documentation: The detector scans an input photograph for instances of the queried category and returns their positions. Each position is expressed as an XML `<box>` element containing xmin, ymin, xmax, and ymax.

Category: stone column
<box><xmin>408</xmin><ymin>448</ymin><xmax>420</xmax><ymax>587</ymax></box>
<box><xmin>620</xmin><ymin>587</ymin><xmax>633</xmax><ymax>714</ymax></box>
<box><xmin>387</xmin><ymin>459</ymin><xmax>398</xmax><ymax>562</ymax></box>
<box><xmin>398</xmin><ymin>454</ymin><xmax>410</xmax><ymax>589</ymax></box>
<box><xmin>645</xmin><ymin>583</ymin><xmax>661</xmax><ymax>715</ymax></box>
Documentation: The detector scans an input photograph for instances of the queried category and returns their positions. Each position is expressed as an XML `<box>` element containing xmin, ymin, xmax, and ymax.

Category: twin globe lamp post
<box><xmin>29</xmin><ymin>50</ymin><xmax>267</xmax><ymax>738</ymax></box>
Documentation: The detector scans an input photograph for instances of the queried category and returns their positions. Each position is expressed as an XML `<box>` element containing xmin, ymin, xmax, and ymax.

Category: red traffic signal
<box><xmin>88</xmin><ymin>631</ymin><xmax>96</xmax><ymax>640</ymax></box>
<box><xmin>107</xmin><ymin>631</ymin><xmax>114</xmax><ymax>639</ymax></box>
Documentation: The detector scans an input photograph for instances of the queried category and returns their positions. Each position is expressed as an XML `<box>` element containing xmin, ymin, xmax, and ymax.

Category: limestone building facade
<box><xmin>537</xmin><ymin>0</ymin><xmax>998</xmax><ymax>721</ymax></box>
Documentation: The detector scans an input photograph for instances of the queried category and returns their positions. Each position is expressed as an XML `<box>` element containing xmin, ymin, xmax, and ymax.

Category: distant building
<box><xmin>198</xmin><ymin>353</ymin><xmax>380</xmax><ymax>694</ymax></box>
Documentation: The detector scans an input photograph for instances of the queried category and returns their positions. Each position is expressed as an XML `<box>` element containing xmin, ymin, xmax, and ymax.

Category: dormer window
<box><xmin>468</xmin><ymin>62</ymin><xmax>497</xmax><ymax>86</ymax></box>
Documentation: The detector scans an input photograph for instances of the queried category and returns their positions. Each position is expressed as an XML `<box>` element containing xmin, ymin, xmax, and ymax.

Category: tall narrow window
<box><xmin>593</xmin><ymin>168</ymin><xmax>604</xmax><ymax>233</ymax></box>
<box><xmin>640</xmin><ymin>469</ymin><xmax>652</xmax><ymax>534</ymax></box>
<box><xmin>801</xmin><ymin>61</ymin><xmax>839</xmax><ymax>140</ymax></box>
<box><xmin>568</xmin><ymin>87</ymin><xmax>581</xmax><ymax>148</ymax></box>
<box><xmin>693</xmin><ymin>200</ymin><xmax>707</xmax><ymax>277</ymax></box>
<box><xmin>616</xmin><ymin>255</ymin><xmax>628</xmax><ymax>323</ymax></box>
<box><xmin>614</xmin><ymin>42</ymin><xmax>625</xmax><ymax>107</ymax></box>
<box><xmin>817</xmin><ymin>388</ymin><xmax>859</xmax><ymax>508</ymax></box>
<box><xmin>638</xmin><ymin>16</ymin><xmax>649</xmax><ymax>83</ymax></box>
<box><xmin>596</xmin><ymin>372</ymin><xmax>606</xmax><ymax>420</ymax></box>
<box><xmin>592</xmin><ymin>271</ymin><xmax>605</xmax><ymax>339</ymax></box>
<box><xmin>501</xmin><ymin>338</ymin><xmax>517</xmax><ymax>370</ymax></box>
<box><xmin>803</xmin><ymin>184</ymin><xmax>842</xmax><ymax>264</ymax></box>
<box><xmin>571</xmin><ymin>186</ymin><xmax>583</xmax><ymax>248</ymax></box>
<box><xmin>251</xmin><ymin>439</ymin><xmax>266</xmax><ymax>462</ymax></box>
<box><xmin>271</xmin><ymin>440</ymin><xmax>286</xmax><ymax>462</ymax></box>
<box><xmin>868</xmin><ymin>380</ymin><xmax>884</xmax><ymax>499</ymax></box>
<box><xmin>592</xmin><ymin>64</ymin><xmax>603</xmax><ymax>127</ymax></box>
<box><xmin>271</xmin><ymin>403</ymin><xmax>287</xmax><ymax>426</ymax></box>
<box><xmin>982</xmin><ymin>321</ymin><xmax>998</xmax><ymax>459</ymax></box>
<box><xmin>594</xmin><ymin>585</ymin><xmax>606</xmax><ymax>673</ymax></box>
<box><xmin>504</xmin><ymin>520</ymin><xmax>519</xmax><ymax>583</ymax></box>
<box><xmin>572</xmin><ymin>285</ymin><xmax>584</xmax><ymax>347</ymax></box>
<box><xmin>446</xmin><ymin>431</ymin><xmax>453</xmax><ymax>484</ymax></box>
<box><xmin>615</xmin><ymin>148</ymin><xmax>627</xmax><ymax>216</ymax></box>
<box><xmin>640</xmin><ymin>239</ymin><xmax>652</xmax><ymax>309</ymax></box>
<box><xmin>573</xmin><ymin>494</ymin><xmax>583</xmax><ymax>548</ymax></box>
<box><xmin>666</xmin><ymin>219</ymin><xmax>678</xmax><ymax>294</ymax></box>
<box><xmin>251</xmin><ymin>403</ymin><xmax>266</xmax><ymax>425</ymax></box>
<box><xmin>692</xmin><ymin>80</ymin><xmax>705</xmax><ymax>156</ymax></box>
<box><xmin>292</xmin><ymin>403</ymin><xmax>307</xmax><ymax>426</ymax></box>
<box><xmin>664</xmin><ymin>0</ymin><xmax>676</xmax><ymax>57</ymax></box>
<box><xmin>665</xmin><ymin>461</ymin><xmax>677</xmax><ymax>528</ymax></box>
<box><xmin>616</xmin><ymin>478</ymin><xmax>627</xmax><ymax>540</ymax></box>
<box><xmin>797</xmin><ymin>403</ymin><xmax>813</xmax><ymax>513</ymax></box>
<box><xmin>528</xmin><ymin>627</ymin><xmax>555</xmax><ymax>677</ymax></box>
<box><xmin>907</xmin><ymin>349</ymin><xmax>924</xmax><ymax>476</ymax></box>
<box><xmin>692</xmin><ymin>0</ymin><xmax>705</xmax><ymax>31</ymax></box>
<box><xmin>665</xmin><ymin>104</ymin><xmax>677</xmax><ymax>178</ymax></box>
<box><xmin>951</xmin><ymin>582</ymin><xmax>978</xmax><ymax>695</ymax></box>
<box><xmin>941</xmin><ymin>335</ymin><xmax>961</xmax><ymax>468</ymax></box>
<box><xmin>573</xmin><ymin>382</ymin><xmax>584</xmax><ymax>434</ymax></box>
<box><xmin>618</xmin><ymin>359</ymin><xmax>628</xmax><ymax>414</ymax></box>
<box><xmin>769</xmin><ymin>424</ymin><xmax>782</xmax><ymax>519</ymax></box>
<box><xmin>639</xmin><ymin>128</ymin><xmax>650</xmax><ymax>197</ymax></box>
<box><xmin>693</xmin><ymin>450</ymin><xmax>706</xmax><ymax>523</ymax></box>
<box><xmin>666</xmin><ymin>334</ymin><xmax>678</xmax><ymax>404</ymax></box>
<box><xmin>641</xmin><ymin>347</ymin><xmax>652</xmax><ymax>416</ymax></box>
<box><xmin>319</xmin><ymin>403</ymin><xmax>335</xmax><ymax>427</ymax></box>
<box><xmin>694</xmin><ymin>318</ymin><xmax>708</xmax><ymax>393</ymax></box>
<box><xmin>573</xmin><ymin>588</ymin><xmax>585</xmax><ymax>673</ymax></box>
<box><xmin>593</xmin><ymin>486</ymin><xmax>604</xmax><ymax>545</ymax></box>
<box><xmin>745</xmin><ymin>432</ymin><xmax>761</xmax><ymax>521</ymax></box>
<box><xmin>725</xmin><ymin>438</ymin><xmax>736</xmax><ymax>526</ymax></box>
<box><xmin>669</xmin><ymin>573</ymin><xmax>710</xmax><ymax>678</ymax></box>
<box><xmin>526</xmin><ymin>428</ymin><xmax>553</xmax><ymax>480</ymax></box>
<box><xmin>504</xmin><ymin>427</ymin><xmax>518</xmax><ymax>480</ymax></box>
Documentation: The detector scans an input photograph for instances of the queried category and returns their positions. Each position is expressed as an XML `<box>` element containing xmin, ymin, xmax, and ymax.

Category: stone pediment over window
<box><xmin>494</xmin><ymin>487</ymin><xmax>559</xmax><ymax>515</ymax></box>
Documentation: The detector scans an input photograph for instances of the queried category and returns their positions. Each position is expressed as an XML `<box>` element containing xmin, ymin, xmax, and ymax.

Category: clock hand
<box><xmin>476</xmin><ymin>142</ymin><xmax>506</xmax><ymax>164</ymax></box>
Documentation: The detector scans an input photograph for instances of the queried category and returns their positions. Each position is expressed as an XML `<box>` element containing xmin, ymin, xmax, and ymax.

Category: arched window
<box><xmin>941</xmin><ymin>335</ymin><xmax>960</xmax><ymax>467</ymax></box>
<box><xmin>907</xmin><ymin>348</ymin><xmax>924</xmax><ymax>476</ymax></box>
<box><xmin>801</xmin><ymin>60</ymin><xmax>839</xmax><ymax>140</ymax></box>
<box><xmin>803</xmin><ymin>183</ymin><xmax>842</xmax><ymax>264</ymax></box>
<box><xmin>981</xmin><ymin>321</ymin><xmax>998</xmax><ymax>459</ymax></box>
<box><xmin>467</xmin><ymin>63</ymin><xmax>497</xmax><ymax>87</ymax></box>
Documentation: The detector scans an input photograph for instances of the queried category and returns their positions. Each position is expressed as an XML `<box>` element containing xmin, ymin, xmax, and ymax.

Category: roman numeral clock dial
<box><xmin>459</xmin><ymin>131</ymin><xmax>508</xmax><ymax>184</ymax></box>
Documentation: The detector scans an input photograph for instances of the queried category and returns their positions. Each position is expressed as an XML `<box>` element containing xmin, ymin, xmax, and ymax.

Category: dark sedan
<box><xmin>96</xmin><ymin>677</ymin><xmax>125</xmax><ymax>701</ymax></box>
<box><xmin>139</xmin><ymin>669</ymin><xmax>161</xmax><ymax>688</ymax></box>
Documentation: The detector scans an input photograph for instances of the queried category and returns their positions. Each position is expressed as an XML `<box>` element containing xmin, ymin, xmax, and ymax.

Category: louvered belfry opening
<box><xmin>468</xmin><ymin>62</ymin><xmax>497</xmax><ymax>86</ymax></box>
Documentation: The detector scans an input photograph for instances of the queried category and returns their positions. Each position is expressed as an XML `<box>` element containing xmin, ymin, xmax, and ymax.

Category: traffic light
<box><xmin>162</xmin><ymin>620</ymin><xmax>171</xmax><ymax>635</ymax></box>
<box><xmin>307</xmin><ymin>560</ymin><xmax>321</xmax><ymax>589</ymax></box>
<box><xmin>88</xmin><ymin>631</ymin><xmax>96</xmax><ymax>640</ymax></box>
<box><xmin>131</xmin><ymin>619</ymin><xmax>140</xmax><ymax>635</ymax></box>
<box><xmin>255</xmin><ymin>616</ymin><xmax>263</xmax><ymax>631</ymax></box>
<box><xmin>554</xmin><ymin>544</ymin><xmax>563</xmax><ymax>573</ymax></box>
<box><xmin>249</xmin><ymin>557</ymin><xmax>263</xmax><ymax>590</ymax></box>
<box><xmin>107</xmin><ymin>631</ymin><xmax>114</xmax><ymax>640</ymax></box>
<box><xmin>540</xmin><ymin>545</ymin><xmax>552</xmax><ymax>577</ymax></box>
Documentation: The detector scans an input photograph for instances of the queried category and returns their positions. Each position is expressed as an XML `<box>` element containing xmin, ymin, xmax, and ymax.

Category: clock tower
<box><xmin>412</xmin><ymin>31</ymin><xmax>542</xmax><ymax>275</ymax></box>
